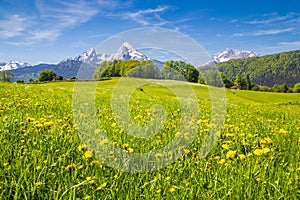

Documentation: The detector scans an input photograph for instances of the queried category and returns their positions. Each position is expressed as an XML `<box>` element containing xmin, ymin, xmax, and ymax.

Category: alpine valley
<box><xmin>2</xmin><ymin>43</ymin><xmax>300</xmax><ymax>87</ymax></box>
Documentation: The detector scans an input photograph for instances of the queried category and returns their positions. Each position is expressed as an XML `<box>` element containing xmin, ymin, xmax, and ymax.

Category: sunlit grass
<box><xmin>0</xmin><ymin>78</ymin><xmax>299</xmax><ymax>199</ymax></box>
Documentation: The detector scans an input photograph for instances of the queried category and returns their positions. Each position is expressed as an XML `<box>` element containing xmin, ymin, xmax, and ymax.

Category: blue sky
<box><xmin>0</xmin><ymin>0</ymin><xmax>299</xmax><ymax>64</ymax></box>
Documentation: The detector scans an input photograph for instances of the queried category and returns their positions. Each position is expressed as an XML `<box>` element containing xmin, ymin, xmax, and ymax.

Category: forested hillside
<box><xmin>215</xmin><ymin>50</ymin><xmax>300</xmax><ymax>87</ymax></box>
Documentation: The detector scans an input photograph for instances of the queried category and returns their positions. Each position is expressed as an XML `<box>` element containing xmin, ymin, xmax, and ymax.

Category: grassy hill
<box><xmin>214</xmin><ymin>50</ymin><xmax>300</xmax><ymax>87</ymax></box>
<box><xmin>0</xmin><ymin>78</ymin><xmax>299</xmax><ymax>199</ymax></box>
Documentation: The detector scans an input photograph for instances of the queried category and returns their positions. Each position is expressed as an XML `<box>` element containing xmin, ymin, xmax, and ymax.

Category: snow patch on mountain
<box><xmin>0</xmin><ymin>61</ymin><xmax>32</xmax><ymax>71</ymax></box>
<box><xmin>208</xmin><ymin>48</ymin><xmax>259</xmax><ymax>65</ymax></box>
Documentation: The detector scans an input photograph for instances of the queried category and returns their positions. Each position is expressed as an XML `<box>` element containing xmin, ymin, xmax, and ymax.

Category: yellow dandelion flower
<box><xmin>96</xmin><ymin>182</ymin><xmax>107</xmax><ymax>190</ymax></box>
<box><xmin>3</xmin><ymin>162</ymin><xmax>9</xmax><ymax>166</ymax></box>
<box><xmin>35</xmin><ymin>123</ymin><xmax>44</xmax><ymax>128</ymax></box>
<box><xmin>215</xmin><ymin>156</ymin><xmax>221</xmax><ymax>160</ymax></box>
<box><xmin>77</xmin><ymin>144</ymin><xmax>86</xmax><ymax>151</ymax></box>
<box><xmin>225</xmin><ymin>133</ymin><xmax>234</xmax><ymax>137</ymax></box>
<box><xmin>156</xmin><ymin>189</ymin><xmax>161</xmax><ymax>193</ymax></box>
<box><xmin>264</xmin><ymin>137</ymin><xmax>273</xmax><ymax>144</ymax></box>
<box><xmin>238</xmin><ymin>154</ymin><xmax>246</xmax><ymax>161</ymax></box>
<box><xmin>219</xmin><ymin>159</ymin><xmax>226</xmax><ymax>165</ymax></box>
<box><xmin>222</xmin><ymin>144</ymin><xmax>230</xmax><ymax>150</ymax></box>
<box><xmin>65</xmin><ymin>163</ymin><xmax>76</xmax><ymax>170</ymax></box>
<box><xmin>122</xmin><ymin>143</ymin><xmax>129</xmax><ymax>149</ymax></box>
<box><xmin>83</xmin><ymin>151</ymin><xmax>93</xmax><ymax>159</ymax></box>
<box><xmin>165</xmin><ymin>176</ymin><xmax>171</xmax><ymax>181</ymax></box>
<box><xmin>253</xmin><ymin>149</ymin><xmax>264</xmax><ymax>156</ymax></box>
<box><xmin>35</xmin><ymin>182</ymin><xmax>42</xmax><ymax>186</ymax></box>
<box><xmin>169</xmin><ymin>187</ymin><xmax>176</xmax><ymax>193</ymax></box>
<box><xmin>35</xmin><ymin>166</ymin><xmax>42</xmax><ymax>170</ymax></box>
<box><xmin>83</xmin><ymin>195</ymin><xmax>91</xmax><ymax>200</ymax></box>
<box><xmin>127</xmin><ymin>148</ymin><xmax>134</xmax><ymax>153</ymax></box>
<box><xmin>226</xmin><ymin>150</ymin><xmax>236</xmax><ymax>159</ymax></box>
<box><xmin>184</xmin><ymin>149</ymin><xmax>190</xmax><ymax>155</ymax></box>
<box><xmin>90</xmin><ymin>160</ymin><xmax>101</xmax><ymax>166</ymax></box>
<box><xmin>44</xmin><ymin>121</ymin><xmax>54</xmax><ymax>127</ymax></box>
<box><xmin>262</xmin><ymin>147</ymin><xmax>271</xmax><ymax>154</ymax></box>
<box><xmin>278</xmin><ymin>128</ymin><xmax>287</xmax><ymax>134</ymax></box>
<box><xmin>111</xmin><ymin>122</ymin><xmax>117</xmax><ymax>128</ymax></box>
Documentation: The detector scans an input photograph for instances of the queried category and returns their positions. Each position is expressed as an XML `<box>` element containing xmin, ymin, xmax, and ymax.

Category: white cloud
<box><xmin>233</xmin><ymin>28</ymin><xmax>294</xmax><ymax>37</ymax></box>
<box><xmin>253</xmin><ymin>28</ymin><xmax>294</xmax><ymax>36</ymax></box>
<box><xmin>279</xmin><ymin>41</ymin><xmax>300</xmax><ymax>47</ymax></box>
<box><xmin>247</xmin><ymin>15</ymin><xmax>289</xmax><ymax>25</ymax></box>
<box><xmin>0</xmin><ymin>15</ymin><xmax>32</xmax><ymax>38</ymax></box>
<box><xmin>117</xmin><ymin>5</ymin><xmax>171</xmax><ymax>26</ymax></box>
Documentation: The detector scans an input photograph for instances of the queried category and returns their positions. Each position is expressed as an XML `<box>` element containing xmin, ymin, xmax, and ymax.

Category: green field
<box><xmin>0</xmin><ymin>78</ymin><xmax>299</xmax><ymax>199</ymax></box>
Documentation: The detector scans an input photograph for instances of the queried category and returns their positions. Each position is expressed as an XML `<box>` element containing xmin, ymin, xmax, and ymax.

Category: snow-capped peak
<box><xmin>60</xmin><ymin>42</ymin><xmax>149</xmax><ymax>65</ymax></box>
<box><xmin>112</xmin><ymin>42</ymin><xmax>149</xmax><ymax>61</ymax></box>
<box><xmin>0</xmin><ymin>61</ymin><xmax>32</xmax><ymax>71</ymax></box>
<box><xmin>208</xmin><ymin>48</ymin><xmax>259</xmax><ymax>65</ymax></box>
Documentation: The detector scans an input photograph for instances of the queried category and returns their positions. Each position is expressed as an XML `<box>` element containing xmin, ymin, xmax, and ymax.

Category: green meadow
<box><xmin>0</xmin><ymin>78</ymin><xmax>299</xmax><ymax>199</ymax></box>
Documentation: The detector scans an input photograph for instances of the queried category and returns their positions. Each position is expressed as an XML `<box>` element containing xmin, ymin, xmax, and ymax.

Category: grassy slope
<box><xmin>0</xmin><ymin>78</ymin><xmax>299</xmax><ymax>199</ymax></box>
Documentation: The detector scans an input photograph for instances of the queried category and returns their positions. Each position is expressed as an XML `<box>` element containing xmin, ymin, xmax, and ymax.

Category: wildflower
<box><xmin>184</xmin><ymin>149</ymin><xmax>191</xmax><ymax>155</ymax></box>
<box><xmin>35</xmin><ymin>123</ymin><xmax>44</xmax><ymax>128</ymax></box>
<box><xmin>262</xmin><ymin>147</ymin><xmax>271</xmax><ymax>154</ymax></box>
<box><xmin>278</xmin><ymin>128</ymin><xmax>287</xmax><ymax>134</ymax></box>
<box><xmin>83</xmin><ymin>195</ymin><xmax>91</xmax><ymax>200</ymax></box>
<box><xmin>90</xmin><ymin>160</ymin><xmax>101</xmax><ymax>166</ymax></box>
<box><xmin>65</xmin><ymin>163</ymin><xmax>76</xmax><ymax>170</ymax></box>
<box><xmin>96</xmin><ymin>182</ymin><xmax>107</xmax><ymax>190</ymax></box>
<box><xmin>77</xmin><ymin>144</ymin><xmax>86</xmax><ymax>151</ymax></box>
<box><xmin>219</xmin><ymin>159</ymin><xmax>226</xmax><ymax>165</ymax></box>
<box><xmin>3</xmin><ymin>162</ymin><xmax>9</xmax><ymax>166</ymax></box>
<box><xmin>156</xmin><ymin>189</ymin><xmax>161</xmax><ymax>193</ymax></box>
<box><xmin>122</xmin><ymin>143</ymin><xmax>129</xmax><ymax>149</ymax></box>
<box><xmin>83</xmin><ymin>151</ymin><xmax>93</xmax><ymax>159</ymax></box>
<box><xmin>215</xmin><ymin>156</ymin><xmax>220</xmax><ymax>160</ymax></box>
<box><xmin>238</xmin><ymin>154</ymin><xmax>246</xmax><ymax>161</ymax></box>
<box><xmin>111</xmin><ymin>122</ymin><xmax>117</xmax><ymax>128</ymax></box>
<box><xmin>226</xmin><ymin>150</ymin><xmax>236</xmax><ymax>159</ymax></box>
<box><xmin>264</xmin><ymin>137</ymin><xmax>273</xmax><ymax>144</ymax></box>
<box><xmin>253</xmin><ymin>149</ymin><xmax>264</xmax><ymax>156</ymax></box>
<box><xmin>127</xmin><ymin>148</ymin><xmax>134</xmax><ymax>153</ymax></box>
<box><xmin>225</xmin><ymin>133</ymin><xmax>234</xmax><ymax>137</ymax></box>
<box><xmin>44</xmin><ymin>121</ymin><xmax>54</xmax><ymax>127</ymax></box>
<box><xmin>222</xmin><ymin>144</ymin><xmax>230</xmax><ymax>150</ymax></box>
<box><xmin>165</xmin><ymin>176</ymin><xmax>171</xmax><ymax>181</ymax></box>
<box><xmin>35</xmin><ymin>166</ymin><xmax>42</xmax><ymax>170</ymax></box>
<box><xmin>169</xmin><ymin>187</ymin><xmax>176</xmax><ymax>193</ymax></box>
<box><xmin>35</xmin><ymin>182</ymin><xmax>42</xmax><ymax>186</ymax></box>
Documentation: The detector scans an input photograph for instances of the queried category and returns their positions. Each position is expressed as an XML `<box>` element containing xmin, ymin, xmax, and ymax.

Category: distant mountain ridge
<box><xmin>0</xmin><ymin>61</ymin><xmax>31</xmax><ymax>71</ymax></box>
<box><xmin>6</xmin><ymin>42</ymin><xmax>151</xmax><ymax>81</ymax></box>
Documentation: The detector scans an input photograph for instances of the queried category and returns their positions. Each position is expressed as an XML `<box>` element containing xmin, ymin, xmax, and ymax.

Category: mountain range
<box><xmin>6</xmin><ymin>42</ymin><xmax>152</xmax><ymax>81</ymax></box>
<box><xmin>2</xmin><ymin>43</ymin><xmax>260</xmax><ymax>82</ymax></box>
